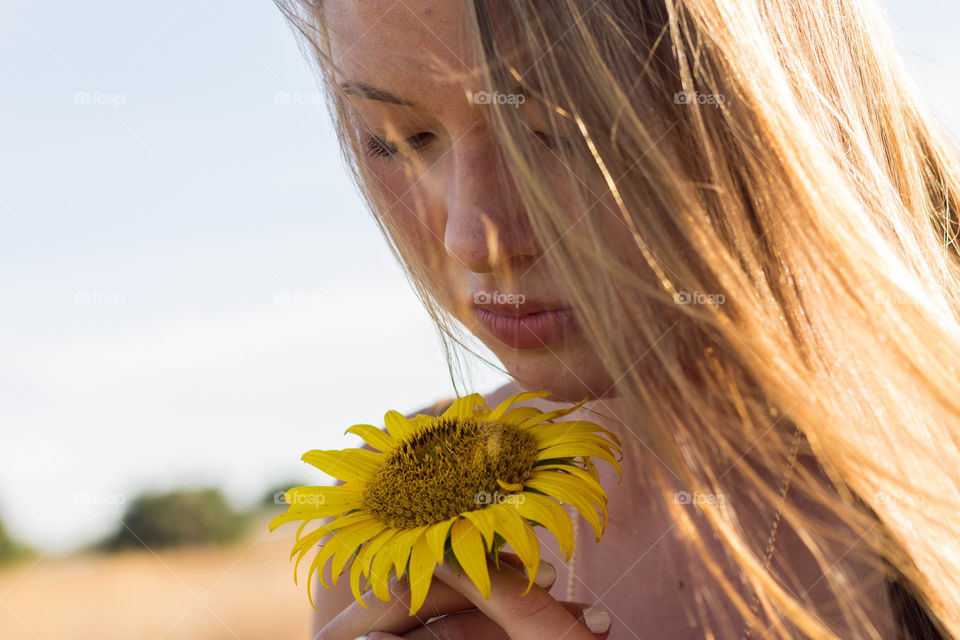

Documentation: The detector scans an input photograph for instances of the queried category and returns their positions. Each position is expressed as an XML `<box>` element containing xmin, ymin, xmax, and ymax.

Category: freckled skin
<box><xmin>326</xmin><ymin>0</ymin><xmax>620</xmax><ymax>403</ymax></box>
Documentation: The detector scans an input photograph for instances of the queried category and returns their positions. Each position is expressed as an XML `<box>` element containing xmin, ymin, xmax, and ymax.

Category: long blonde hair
<box><xmin>275</xmin><ymin>1</ymin><xmax>960</xmax><ymax>637</ymax></box>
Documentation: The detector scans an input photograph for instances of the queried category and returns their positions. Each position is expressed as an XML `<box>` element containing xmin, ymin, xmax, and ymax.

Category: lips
<box><xmin>472</xmin><ymin>303</ymin><xmax>578</xmax><ymax>350</ymax></box>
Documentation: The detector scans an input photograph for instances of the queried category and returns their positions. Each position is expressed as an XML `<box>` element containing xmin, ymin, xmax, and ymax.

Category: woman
<box><xmin>273</xmin><ymin>0</ymin><xmax>960</xmax><ymax>638</ymax></box>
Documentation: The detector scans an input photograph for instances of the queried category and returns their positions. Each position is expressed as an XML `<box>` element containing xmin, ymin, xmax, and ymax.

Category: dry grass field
<box><xmin>0</xmin><ymin>512</ymin><xmax>314</xmax><ymax>639</ymax></box>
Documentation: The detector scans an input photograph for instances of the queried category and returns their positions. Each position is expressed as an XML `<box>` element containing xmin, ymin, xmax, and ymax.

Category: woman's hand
<box><xmin>314</xmin><ymin>552</ymin><xmax>612</xmax><ymax>639</ymax></box>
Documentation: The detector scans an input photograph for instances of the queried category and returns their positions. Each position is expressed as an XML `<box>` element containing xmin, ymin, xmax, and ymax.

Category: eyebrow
<box><xmin>339</xmin><ymin>80</ymin><xmax>531</xmax><ymax>111</ymax></box>
<box><xmin>339</xmin><ymin>81</ymin><xmax>418</xmax><ymax>107</ymax></box>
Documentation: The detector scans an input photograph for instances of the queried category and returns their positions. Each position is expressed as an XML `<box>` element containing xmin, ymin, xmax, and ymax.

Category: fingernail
<box><xmin>583</xmin><ymin>607</ymin><xmax>611</xmax><ymax>634</ymax></box>
<box><xmin>523</xmin><ymin>560</ymin><xmax>555</xmax><ymax>587</ymax></box>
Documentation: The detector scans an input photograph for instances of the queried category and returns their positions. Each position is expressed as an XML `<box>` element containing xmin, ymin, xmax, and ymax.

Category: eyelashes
<box><xmin>363</xmin><ymin>130</ymin><xmax>569</xmax><ymax>160</ymax></box>
<box><xmin>365</xmin><ymin>132</ymin><xmax>434</xmax><ymax>159</ymax></box>
<box><xmin>365</xmin><ymin>135</ymin><xmax>395</xmax><ymax>158</ymax></box>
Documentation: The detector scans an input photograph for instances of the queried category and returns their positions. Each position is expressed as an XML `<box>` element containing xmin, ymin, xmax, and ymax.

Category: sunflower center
<box><xmin>361</xmin><ymin>417</ymin><xmax>539</xmax><ymax>529</ymax></box>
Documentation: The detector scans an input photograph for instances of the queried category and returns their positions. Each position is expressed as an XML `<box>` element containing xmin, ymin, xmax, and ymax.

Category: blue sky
<box><xmin>0</xmin><ymin>0</ymin><xmax>957</xmax><ymax>553</ymax></box>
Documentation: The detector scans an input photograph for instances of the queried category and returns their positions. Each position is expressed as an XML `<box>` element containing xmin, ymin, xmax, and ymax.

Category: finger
<box><xmin>318</xmin><ymin>552</ymin><xmax>555</xmax><ymax>639</ymax></box>
<box><xmin>395</xmin><ymin>609</ymin><xmax>508</xmax><ymax>639</ymax></box>
<box><xmin>320</xmin><ymin>575</ymin><xmax>473</xmax><ymax>640</ymax></box>
<box><xmin>434</xmin><ymin>556</ymin><xmax>607</xmax><ymax>640</ymax></box>
<box><xmin>398</xmin><ymin>602</ymin><xmax>611</xmax><ymax>640</ymax></box>
<box><xmin>496</xmin><ymin>552</ymin><xmax>557</xmax><ymax>590</ymax></box>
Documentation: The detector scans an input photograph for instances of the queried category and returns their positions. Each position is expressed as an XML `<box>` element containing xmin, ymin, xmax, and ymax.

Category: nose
<box><xmin>443</xmin><ymin>131</ymin><xmax>541</xmax><ymax>275</ymax></box>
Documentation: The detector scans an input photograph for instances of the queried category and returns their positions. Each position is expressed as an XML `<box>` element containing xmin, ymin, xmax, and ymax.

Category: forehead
<box><xmin>324</xmin><ymin>0</ymin><xmax>476</xmax><ymax>89</ymax></box>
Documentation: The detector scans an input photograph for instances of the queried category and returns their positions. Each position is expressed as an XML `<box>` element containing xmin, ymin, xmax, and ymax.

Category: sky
<box><xmin>0</xmin><ymin>0</ymin><xmax>957</xmax><ymax>554</ymax></box>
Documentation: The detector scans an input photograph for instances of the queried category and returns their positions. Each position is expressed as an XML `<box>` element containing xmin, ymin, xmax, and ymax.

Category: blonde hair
<box><xmin>275</xmin><ymin>0</ymin><xmax>960</xmax><ymax>637</ymax></box>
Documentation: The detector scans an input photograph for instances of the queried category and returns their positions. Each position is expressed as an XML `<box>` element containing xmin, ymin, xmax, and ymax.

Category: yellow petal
<box><xmin>527</xmin><ymin>421</ymin><xmax>621</xmax><ymax>449</ymax></box>
<box><xmin>408</xmin><ymin>414</ymin><xmax>437</xmax><ymax>430</ymax></box>
<box><xmin>344</xmin><ymin>423</ymin><xmax>396</xmax><ymax>452</ymax></box>
<box><xmin>534</xmin><ymin>433</ymin><xmax>622</xmax><ymax>457</ymax></box>
<box><xmin>369</xmin><ymin>539</ymin><xmax>398</xmax><ymax>602</ymax></box>
<box><xmin>385</xmin><ymin>525</ymin><xmax>429</xmax><ymax>580</ymax></box>
<box><xmin>329</xmin><ymin>519</ymin><xmax>386</xmax><ymax>588</ymax></box>
<box><xmin>514</xmin><ymin>492</ymin><xmax>575</xmax><ymax>561</ymax></box>
<box><xmin>497</xmin><ymin>479</ymin><xmax>524</xmax><ymax>492</ymax></box>
<box><xmin>583</xmin><ymin>456</ymin><xmax>600</xmax><ymax>481</ymax></box>
<box><xmin>407</xmin><ymin>534</ymin><xmax>440</xmax><ymax>616</ymax></box>
<box><xmin>517</xmin><ymin>397</ymin><xmax>587</xmax><ymax>428</ymax></box>
<box><xmin>272</xmin><ymin>505</ymin><xmax>329</xmax><ymax>531</ymax></box>
<box><xmin>302</xmin><ymin>448</ymin><xmax>383</xmax><ymax>483</ymax></box>
<box><xmin>460</xmin><ymin>508</ymin><xmax>496</xmax><ymax>549</ymax></box>
<box><xmin>349</xmin><ymin>552</ymin><xmax>368</xmax><ymax>607</ymax></box>
<box><xmin>302</xmin><ymin>531</ymin><xmax>345</xmax><ymax>589</ymax></box>
<box><xmin>299</xmin><ymin>516</ymin><xmax>382</xmax><ymax>587</ymax></box>
<box><xmin>531</xmin><ymin>463</ymin><xmax>606</xmax><ymax>493</ymax></box>
<box><xmin>283</xmin><ymin>483</ymin><xmax>365</xmax><ymax>502</ymax></box>
<box><xmin>296</xmin><ymin>517</ymin><xmax>313</xmax><ymax>542</ymax></box>
<box><xmin>384</xmin><ymin>410</ymin><xmax>418</xmax><ymax>441</ymax></box>
<box><xmin>489</xmin><ymin>505</ymin><xmax>540</xmax><ymax>594</ymax></box>
<box><xmin>350</xmin><ymin>528</ymin><xmax>399</xmax><ymax>608</ymax></box>
<box><xmin>440</xmin><ymin>393</ymin><xmax>489</xmax><ymax>421</ymax></box>
<box><xmin>525</xmin><ymin>473</ymin><xmax>606</xmax><ymax>540</ymax></box>
<box><xmin>498</xmin><ymin>406</ymin><xmax>544</xmax><ymax>426</ymax></box>
<box><xmin>486</xmin><ymin>391</ymin><xmax>551</xmax><ymax>420</ymax></box>
<box><xmin>270</xmin><ymin>506</ymin><xmax>333</xmax><ymax>531</ymax></box>
<box><xmin>305</xmin><ymin>521</ymin><xmax>375</xmax><ymax>611</ymax></box>
<box><xmin>535</xmin><ymin>442</ymin><xmax>622</xmax><ymax>481</ymax></box>
<box><xmin>290</xmin><ymin>524</ymin><xmax>332</xmax><ymax>564</ymax></box>
<box><xmin>276</xmin><ymin>485</ymin><xmax>365</xmax><ymax>521</ymax></box>
<box><xmin>450</xmin><ymin>517</ymin><xmax>491</xmax><ymax>598</ymax></box>
<box><xmin>288</xmin><ymin>511</ymin><xmax>370</xmax><ymax>560</ymax></box>
<box><xmin>358</xmin><ymin>528</ymin><xmax>399</xmax><ymax>579</ymax></box>
<box><xmin>425</xmin><ymin>517</ymin><xmax>456</xmax><ymax>565</ymax></box>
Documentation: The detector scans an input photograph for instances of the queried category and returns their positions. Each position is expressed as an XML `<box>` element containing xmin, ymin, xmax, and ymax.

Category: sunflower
<box><xmin>269</xmin><ymin>390</ymin><xmax>622</xmax><ymax>616</ymax></box>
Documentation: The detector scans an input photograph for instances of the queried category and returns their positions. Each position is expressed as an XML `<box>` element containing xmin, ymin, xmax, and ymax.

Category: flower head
<box><xmin>270</xmin><ymin>391</ymin><xmax>622</xmax><ymax>615</ymax></box>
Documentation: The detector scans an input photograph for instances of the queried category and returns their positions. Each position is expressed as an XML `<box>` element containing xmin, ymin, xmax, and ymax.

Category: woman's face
<box><xmin>326</xmin><ymin>1</ymin><xmax>618</xmax><ymax>401</ymax></box>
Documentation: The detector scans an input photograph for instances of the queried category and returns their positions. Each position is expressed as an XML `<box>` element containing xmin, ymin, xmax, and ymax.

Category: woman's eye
<box><xmin>533</xmin><ymin>130</ymin><xmax>554</xmax><ymax>149</ymax></box>
<box><xmin>365</xmin><ymin>132</ymin><xmax>435</xmax><ymax>159</ymax></box>
<box><xmin>533</xmin><ymin>130</ymin><xmax>571</xmax><ymax>153</ymax></box>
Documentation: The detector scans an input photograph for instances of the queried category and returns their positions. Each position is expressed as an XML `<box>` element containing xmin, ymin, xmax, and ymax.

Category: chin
<box><xmin>487</xmin><ymin>337</ymin><xmax>617</xmax><ymax>403</ymax></box>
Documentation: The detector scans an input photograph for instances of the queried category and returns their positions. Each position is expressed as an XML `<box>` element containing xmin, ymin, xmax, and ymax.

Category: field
<box><xmin>0</xmin><ymin>512</ymin><xmax>312</xmax><ymax>639</ymax></box>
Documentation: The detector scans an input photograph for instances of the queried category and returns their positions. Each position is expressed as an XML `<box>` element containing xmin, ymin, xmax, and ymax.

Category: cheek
<box><xmin>368</xmin><ymin>161</ymin><xmax>451</xmax><ymax>270</ymax></box>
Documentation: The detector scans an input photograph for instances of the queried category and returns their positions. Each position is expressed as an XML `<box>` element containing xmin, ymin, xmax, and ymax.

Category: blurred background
<box><xmin>0</xmin><ymin>1</ymin><xmax>957</xmax><ymax>638</ymax></box>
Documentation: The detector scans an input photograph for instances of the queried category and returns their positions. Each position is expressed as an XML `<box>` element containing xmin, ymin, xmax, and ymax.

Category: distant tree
<box><xmin>0</xmin><ymin>515</ymin><xmax>35</xmax><ymax>564</ymax></box>
<box><xmin>99</xmin><ymin>488</ymin><xmax>248</xmax><ymax>551</ymax></box>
